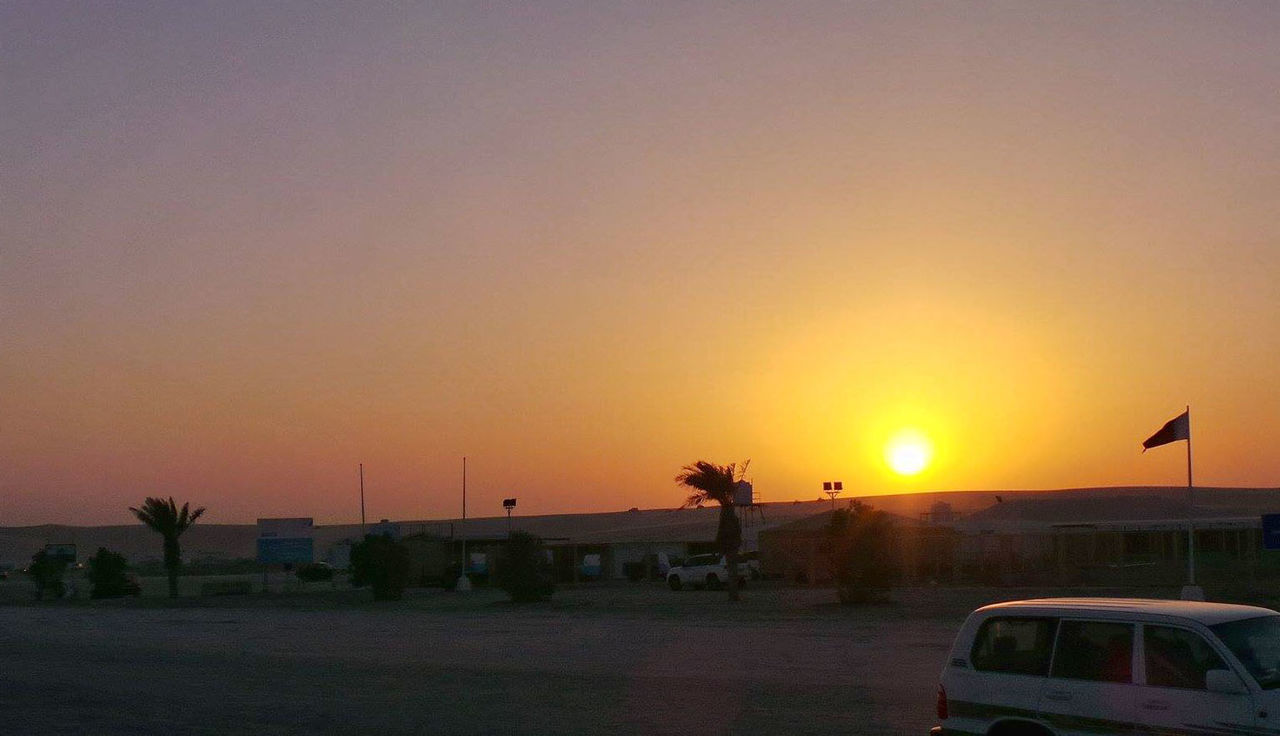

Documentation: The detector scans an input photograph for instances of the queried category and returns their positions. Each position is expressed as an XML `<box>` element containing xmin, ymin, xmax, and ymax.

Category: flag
<box><xmin>1143</xmin><ymin>410</ymin><xmax>1189</xmax><ymax>451</ymax></box>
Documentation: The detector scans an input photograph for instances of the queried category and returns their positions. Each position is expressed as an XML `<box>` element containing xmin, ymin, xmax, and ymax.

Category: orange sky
<box><xmin>2</xmin><ymin>3</ymin><xmax>1278</xmax><ymax>525</ymax></box>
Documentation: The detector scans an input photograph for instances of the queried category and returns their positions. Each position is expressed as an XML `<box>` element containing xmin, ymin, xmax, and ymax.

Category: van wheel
<box><xmin>668</xmin><ymin>576</ymin><xmax>682</xmax><ymax>591</ymax></box>
<box><xmin>705</xmin><ymin>574</ymin><xmax>722</xmax><ymax>590</ymax></box>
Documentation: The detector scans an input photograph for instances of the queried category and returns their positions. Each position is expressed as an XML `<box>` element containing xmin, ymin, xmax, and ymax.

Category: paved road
<box><xmin>0</xmin><ymin>591</ymin><xmax>958</xmax><ymax>735</ymax></box>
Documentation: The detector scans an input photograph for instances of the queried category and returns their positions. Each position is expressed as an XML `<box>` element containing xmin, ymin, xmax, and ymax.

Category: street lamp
<box><xmin>822</xmin><ymin>481</ymin><xmax>843</xmax><ymax>511</ymax></box>
<box><xmin>503</xmin><ymin>498</ymin><xmax>517</xmax><ymax>536</ymax></box>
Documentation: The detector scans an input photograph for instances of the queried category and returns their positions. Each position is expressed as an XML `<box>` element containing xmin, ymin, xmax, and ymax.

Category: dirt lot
<box><xmin>0</xmin><ymin>583</ymin><xmax>1186</xmax><ymax>735</ymax></box>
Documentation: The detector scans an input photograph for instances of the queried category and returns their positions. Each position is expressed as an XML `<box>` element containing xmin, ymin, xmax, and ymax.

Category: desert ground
<box><xmin>0</xmin><ymin>582</ymin><xmax>1194</xmax><ymax>735</ymax></box>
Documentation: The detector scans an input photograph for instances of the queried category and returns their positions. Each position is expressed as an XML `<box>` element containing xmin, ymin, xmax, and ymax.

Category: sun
<box><xmin>885</xmin><ymin>429</ymin><xmax>933</xmax><ymax>476</ymax></box>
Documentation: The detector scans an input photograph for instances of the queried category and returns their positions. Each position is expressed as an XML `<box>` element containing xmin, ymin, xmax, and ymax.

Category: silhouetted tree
<box><xmin>496</xmin><ymin>532</ymin><xmax>554</xmax><ymax>603</ymax></box>
<box><xmin>27</xmin><ymin>549</ymin><xmax>67</xmax><ymax>600</ymax></box>
<box><xmin>675</xmin><ymin>460</ymin><xmax>749</xmax><ymax>601</ymax></box>
<box><xmin>87</xmin><ymin>548</ymin><xmax>132</xmax><ymax>598</ymax></box>
<box><xmin>130</xmin><ymin>497</ymin><xmax>205</xmax><ymax>599</ymax></box>
<box><xmin>826</xmin><ymin>504</ymin><xmax>896</xmax><ymax>604</ymax></box>
<box><xmin>350</xmin><ymin>534</ymin><xmax>411</xmax><ymax>600</ymax></box>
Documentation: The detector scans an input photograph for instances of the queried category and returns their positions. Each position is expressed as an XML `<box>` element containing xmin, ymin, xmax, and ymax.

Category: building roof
<box><xmin>390</xmin><ymin>500</ymin><xmax>839</xmax><ymax>545</ymax></box>
<box><xmin>5</xmin><ymin>486</ymin><xmax>1277</xmax><ymax>563</ymax></box>
<box><xmin>758</xmin><ymin>507</ymin><xmax>922</xmax><ymax>535</ymax></box>
<box><xmin>954</xmin><ymin>490</ymin><xmax>1280</xmax><ymax>534</ymax></box>
<box><xmin>976</xmin><ymin>598</ymin><xmax>1278</xmax><ymax>626</ymax></box>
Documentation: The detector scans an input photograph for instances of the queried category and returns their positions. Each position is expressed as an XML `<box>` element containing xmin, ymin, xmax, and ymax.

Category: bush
<box><xmin>827</xmin><ymin>506</ymin><xmax>897</xmax><ymax>604</ymax></box>
<box><xmin>350</xmin><ymin>534</ymin><xmax>410</xmax><ymax>600</ymax></box>
<box><xmin>295</xmin><ymin>563</ymin><xmax>335</xmax><ymax>583</ymax></box>
<box><xmin>496</xmin><ymin>532</ymin><xmax>554</xmax><ymax>603</ymax></box>
<box><xmin>27</xmin><ymin>549</ymin><xmax>67</xmax><ymax>600</ymax></box>
<box><xmin>87</xmin><ymin>548</ymin><xmax>134</xmax><ymax>599</ymax></box>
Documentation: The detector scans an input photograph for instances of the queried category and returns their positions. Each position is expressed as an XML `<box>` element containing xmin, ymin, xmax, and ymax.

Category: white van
<box><xmin>933</xmin><ymin>598</ymin><xmax>1280</xmax><ymax>736</ymax></box>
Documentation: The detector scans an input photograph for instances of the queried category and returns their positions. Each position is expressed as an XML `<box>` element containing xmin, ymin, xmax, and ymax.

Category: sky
<box><xmin>2</xmin><ymin>2</ymin><xmax>1278</xmax><ymax>526</ymax></box>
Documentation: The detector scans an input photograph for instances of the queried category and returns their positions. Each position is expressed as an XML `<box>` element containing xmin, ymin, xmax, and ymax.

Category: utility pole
<box><xmin>359</xmin><ymin>463</ymin><xmax>366</xmax><ymax>535</ymax></box>
<box><xmin>457</xmin><ymin>456</ymin><xmax>471</xmax><ymax>591</ymax></box>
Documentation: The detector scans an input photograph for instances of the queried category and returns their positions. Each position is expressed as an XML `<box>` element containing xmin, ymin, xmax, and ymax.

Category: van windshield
<box><xmin>1210</xmin><ymin>615</ymin><xmax>1280</xmax><ymax>689</ymax></box>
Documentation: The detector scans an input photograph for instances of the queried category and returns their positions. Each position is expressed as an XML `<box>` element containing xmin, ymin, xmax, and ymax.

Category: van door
<box><xmin>1135</xmin><ymin>623</ymin><xmax>1255</xmax><ymax>733</ymax></box>
<box><xmin>1038</xmin><ymin>619</ymin><xmax>1137</xmax><ymax>735</ymax></box>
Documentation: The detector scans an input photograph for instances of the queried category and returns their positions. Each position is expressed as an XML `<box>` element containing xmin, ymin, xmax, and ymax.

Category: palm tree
<box><xmin>130</xmin><ymin>497</ymin><xmax>205</xmax><ymax>599</ymax></box>
<box><xmin>675</xmin><ymin>460</ymin><xmax>749</xmax><ymax>601</ymax></box>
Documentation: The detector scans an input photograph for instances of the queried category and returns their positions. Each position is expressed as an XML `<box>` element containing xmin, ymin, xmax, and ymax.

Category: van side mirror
<box><xmin>1206</xmin><ymin>669</ymin><xmax>1248</xmax><ymax>694</ymax></box>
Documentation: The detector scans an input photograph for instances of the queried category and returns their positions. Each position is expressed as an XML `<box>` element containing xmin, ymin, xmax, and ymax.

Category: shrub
<box><xmin>295</xmin><ymin>563</ymin><xmax>335</xmax><ymax>583</ymax></box>
<box><xmin>827</xmin><ymin>506</ymin><xmax>897</xmax><ymax>604</ymax></box>
<box><xmin>350</xmin><ymin>534</ymin><xmax>410</xmax><ymax>600</ymax></box>
<box><xmin>87</xmin><ymin>548</ymin><xmax>133</xmax><ymax>599</ymax></box>
<box><xmin>496</xmin><ymin>532</ymin><xmax>554</xmax><ymax>603</ymax></box>
<box><xmin>27</xmin><ymin>549</ymin><xmax>67</xmax><ymax>600</ymax></box>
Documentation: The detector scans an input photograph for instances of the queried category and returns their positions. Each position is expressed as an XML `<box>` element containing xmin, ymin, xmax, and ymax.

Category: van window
<box><xmin>1144</xmin><ymin>626</ymin><xmax>1227</xmax><ymax>690</ymax></box>
<box><xmin>1051</xmin><ymin>621</ymin><xmax>1134</xmax><ymax>683</ymax></box>
<box><xmin>1212</xmin><ymin>615</ymin><xmax>1280</xmax><ymax>689</ymax></box>
<box><xmin>970</xmin><ymin>617</ymin><xmax>1057</xmax><ymax>676</ymax></box>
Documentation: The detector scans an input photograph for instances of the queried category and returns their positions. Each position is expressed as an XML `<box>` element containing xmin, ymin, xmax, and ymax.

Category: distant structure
<box><xmin>919</xmin><ymin>500</ymin><xmax>960</xmax><ymax>525</ymax></box>
<box><xmin>735</xmin><ymin>480</ymin><xmax>766</xmax><ymax>526</ymax></box>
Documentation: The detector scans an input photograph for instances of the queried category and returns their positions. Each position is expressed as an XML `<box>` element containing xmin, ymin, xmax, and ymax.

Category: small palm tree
<box><xmin>130</xmin><ymin>497</ymin><xmax>205</xmax><ymax>599</ymax></box>
<box><xmin>675</xmin><ymin>460</ymin><xmax>749</xmax><ymax>601</ymax></box>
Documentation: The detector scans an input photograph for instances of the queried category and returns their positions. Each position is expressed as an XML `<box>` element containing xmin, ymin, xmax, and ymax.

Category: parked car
<box><xmin>668</xmin><ymin>554</ymin><xmax>748</xmax><ymax>591</ymax></box>
<box><xmin>932</xmin><ymin>598</ymin><xmax>1280</xmax><ymax>736</ymax></box>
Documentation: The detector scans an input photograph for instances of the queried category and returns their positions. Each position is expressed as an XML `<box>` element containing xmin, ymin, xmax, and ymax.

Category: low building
<box><xmin>757</xmin><ymin>505</ymin><xmax>961</xmax><ymax>585</ymax></box>
<box><xmin>948</xmin><ymin>494</ymin><xmax>1279</xmax><ymax>586</ymax></box>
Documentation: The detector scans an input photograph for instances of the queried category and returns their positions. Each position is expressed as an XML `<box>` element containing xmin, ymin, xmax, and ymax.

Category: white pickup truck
<box><xmin>667</xmin><ymin>554</ymin><xmax>754</xmax><ymax>590</ymax></box>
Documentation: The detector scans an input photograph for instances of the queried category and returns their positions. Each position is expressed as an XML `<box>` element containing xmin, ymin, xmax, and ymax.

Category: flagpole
<box><xmin>1186</xmin><ymin>405</ymin><xmax>1194</xmax><ymax>587</ymax></box>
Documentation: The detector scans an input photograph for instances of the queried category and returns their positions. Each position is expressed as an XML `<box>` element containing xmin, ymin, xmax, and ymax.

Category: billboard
<box><xmin>257</xmin><ymin>518</ymin><xmax>314</xmax><ymax>565</ymax></box>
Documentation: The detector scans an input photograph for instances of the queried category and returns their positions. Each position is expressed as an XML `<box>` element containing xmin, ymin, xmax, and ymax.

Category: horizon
<box><xmin>3</xmin><ymin>3</ymin><xmax>1278</xmax><ymax>526</ymax></box>
<box><xmin>8</xmin><ymin>483</ymin><xmax>1280</xmax><ymax>529</ymax></box>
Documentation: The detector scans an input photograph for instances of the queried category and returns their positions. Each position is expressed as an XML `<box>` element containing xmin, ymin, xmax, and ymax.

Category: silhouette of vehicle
<box><xmin>933</xmin><ymin>598</ymin><xmax>1280</xmax><ymax>736</ymax></box>
<box><xmin>666</xmin><ymin>554</ymin><xmax>743</xmax><ymax>591</ymax></box>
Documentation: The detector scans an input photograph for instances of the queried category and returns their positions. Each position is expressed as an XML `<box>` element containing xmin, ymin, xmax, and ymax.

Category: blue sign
<box><xmin>1263</xmin><ymin>514</ymin><xmax>1280</xmax><ymax>551</ymax></box>
<box><xmin>257</xmin><ymin>537</ymin><xmax>314</xmax><ymax>565</ymax></box>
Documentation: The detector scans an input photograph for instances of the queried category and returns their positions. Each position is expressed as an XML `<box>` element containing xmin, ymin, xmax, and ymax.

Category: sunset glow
<box><xmin>2</xmin><ymin>4</ymin><xmax>1278</xmax><ymax>526</ymax></box>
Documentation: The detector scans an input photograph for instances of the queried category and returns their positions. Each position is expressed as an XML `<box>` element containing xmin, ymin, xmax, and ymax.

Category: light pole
<box><xmin>503</xmin><ymin>498</ymin><xmax>517</xmax><ymax>536</ymax></box>
<box><xmin>822</xmin><ymin>480</ymin><xmax>843</xmax><ymax>512</ymax></box>
<box><xmin>359</xmin><ymin>463</ymin><xmax>366</xmax><ymax>536</ymax></box>
<box><xmin>457</xmin><ymin>456</ymin><xmax>471</xmax><ymax>591</ymax></box>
